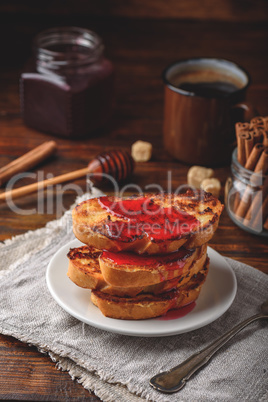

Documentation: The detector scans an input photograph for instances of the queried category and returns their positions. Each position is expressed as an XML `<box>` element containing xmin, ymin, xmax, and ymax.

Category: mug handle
<box><xmin>231</xmin><ymin>101</ymin><xmax>258</xmax><ymax>123</ymax></box>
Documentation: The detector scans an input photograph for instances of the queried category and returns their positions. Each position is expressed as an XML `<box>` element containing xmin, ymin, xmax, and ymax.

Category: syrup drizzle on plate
<box><xmin>157</xmin><ymin>302</ymin><xmax>196</xmax><ymax>320</ymax></box>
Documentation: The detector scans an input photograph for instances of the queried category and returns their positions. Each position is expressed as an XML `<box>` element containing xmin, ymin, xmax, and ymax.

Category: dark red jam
<box><xmin>98</xmin><ymin>196</ymin><xmax>200</xmax><ymax>242</ymax></box>
<box><xmin>20</xmin><ymin>27</ymin><xmax>114</xmax><ymax>138</ymax></box>
<box><xmin>102</xmin><ymin>247</ymin><xmax>193</xmax><ymax>270</ymax></box>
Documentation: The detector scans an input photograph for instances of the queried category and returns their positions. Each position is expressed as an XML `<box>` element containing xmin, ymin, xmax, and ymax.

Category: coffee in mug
<box><xmin>163</xmin><ymin>58</ymin><xmax>251</xmax><ymax>166</ymax></box>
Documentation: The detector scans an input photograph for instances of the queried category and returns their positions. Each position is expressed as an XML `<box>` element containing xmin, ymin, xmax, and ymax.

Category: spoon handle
<box><xmin>150</xmin><ymin>312</ymin><xmax>267</xmax><ymax>393</ymax></box>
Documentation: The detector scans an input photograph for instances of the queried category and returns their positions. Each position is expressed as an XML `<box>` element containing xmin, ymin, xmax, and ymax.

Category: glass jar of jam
<box><xmin>225</xmin><ymin>148</ymin><xmax>268</xmax><ymax>237</ymax></box>
<box><xmin>20</xmin><ymin>27</ymin><xmax>115</xmax><ymax>138</ymax></box>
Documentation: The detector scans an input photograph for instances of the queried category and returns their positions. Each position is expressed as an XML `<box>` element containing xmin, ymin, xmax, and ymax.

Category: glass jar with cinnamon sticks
<box><xmin>225</xmin><ymin>116</ymin><xmax>268</xmax><ymax>236</ymax></box>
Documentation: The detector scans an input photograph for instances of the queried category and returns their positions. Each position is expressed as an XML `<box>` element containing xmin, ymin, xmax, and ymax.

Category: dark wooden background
<box><xmin>0</xmin><ymin>1</ymin><xmax>268</xmax><ymax>400</ymax></box>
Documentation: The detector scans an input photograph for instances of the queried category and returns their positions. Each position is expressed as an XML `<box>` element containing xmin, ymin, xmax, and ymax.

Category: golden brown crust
<box><xmin>99</xmin><ymin>245</ymin><xmax>207</xmax><ymax>287</ymax></box>
<box><xmin>67</xmin><ymin>246</ymin><xmax>105</xmax><ymax>289</ymax></box>
<box><xmin>67</xmin><ymin>245</ymin><xmax>207</xmax><ymax>296</ymax></box>
<box><xmin>91</xmin><ymin>258</ymin><xmax>209</xmax><ymax>320</ymax></box>
<box><xmin>90</xmin><ymin>289</ymin><xmax>182</xmax><ymax>320</ymax></box>
<box><xmin>72</xmin><ymin>190</ymin><xmax>223</xmax><ymax>254</ymax></box>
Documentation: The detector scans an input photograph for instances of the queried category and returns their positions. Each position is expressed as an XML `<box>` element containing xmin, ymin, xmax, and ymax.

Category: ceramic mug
<box><xmin>163</xmin><ymin>58</ymin><xmax>252</xmax><ymax>166</ymax></box>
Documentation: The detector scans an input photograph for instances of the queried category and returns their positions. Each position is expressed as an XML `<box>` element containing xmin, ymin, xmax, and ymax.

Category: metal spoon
<box><xmin>150</xmin><ymin>299</ymin><xmax>268</xmax><ymax>394</ymax></box>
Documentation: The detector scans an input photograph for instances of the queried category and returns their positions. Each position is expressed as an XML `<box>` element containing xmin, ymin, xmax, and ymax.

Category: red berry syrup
<box><xmin>98</xmin><ymin>196</ymin><xmax>199</xmax><ymax>242</ymax></box>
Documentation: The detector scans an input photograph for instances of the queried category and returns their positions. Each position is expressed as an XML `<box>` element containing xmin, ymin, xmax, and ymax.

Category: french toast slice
<box><xmin>99</xmin><ymin>244</ymin><xmax>207</xmax><ymax>287</ymax></box>
<box><xmin>67</xmin><ymin>246</ymin><xmax>104</xmax><ymax>290</ymax></box>
<box><xmin>72</xmin><ymin>190</ymin><xmax>223</xmax><ymax>254</ymax></box>
<box><xmin>91</xmin><ymin>258</ymin><xmax>209</xmax><ymax>320</ymax></box>
<box><xmin>67</xmin><ymin>245</ymin><xmax>207</xmax><ymax>297</ymax></box>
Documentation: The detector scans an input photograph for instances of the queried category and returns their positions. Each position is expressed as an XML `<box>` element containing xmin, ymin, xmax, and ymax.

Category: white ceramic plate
<box><xmin>46</xmin><ymin>239</ymin><xmax>237</xmax><ymax>337</ymax></box>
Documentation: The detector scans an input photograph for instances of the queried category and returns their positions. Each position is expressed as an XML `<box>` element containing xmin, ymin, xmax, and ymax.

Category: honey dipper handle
<box><xmin>0</xmin><ymin>168</ymin><xmax>88</xmax><ymax>202</ymax></box>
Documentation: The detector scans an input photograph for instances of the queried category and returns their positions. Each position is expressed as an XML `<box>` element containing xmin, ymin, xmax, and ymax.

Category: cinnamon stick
<box><xmin>234</xmin><ymin>151</ymin><xmax>266</xmax><ymax>219</ymax></box>
<box><xmin>249</xmin><ymin>195</ymin><xmax>268</xmax><ymax>232</ymax></box>
<box><xmin>243</xmin><ymin>189</ymin><xmax>262</xmax><ymax>224</ymax></box>
<box><xmin>263</xmin><ymin>131</ymin><xmax>268</xmax><ymax>147</ymax></box>
<box><xmin>233</xmin><ymin>192</ymin><xmax>241</xmax><ymax>212</ymax></box>
<box><xmin>237</xmin><ymin>132</ymin><xmax>251</xmax><ymax>166</ymax></box>
<box><xmin>235</xmin><ymin>122</ymin><xmax>250</xmax><ymax>140</ymax></box>
<box><xmin>0</xmin><ymin>141</ymin><xmax>57</xmax><ymax>186</ymax></box>
<box><xmin>254</xmin><ymin>148</ymin><xmax>268</xmax><ymax>174</ymax></box>
<box><xmin>251</xmin><ymin>128</ymin><xmax>264</xmax><ymax>144</ymax></box>
<box><xmin>243</xmin><ymin>177</ymin><xmax>268</xmax><ymax>223</ymax></box>
<box><xmin>235</xmin><ymin>186</ymin><xmax>254</xmax><ymax>219</ymax></box>
<box><xmin>250</xmin><ymin>116</ymin><xmax>264</xmax><ymax>129</ymax></box>
<box><xmin>263</xmin><ymin>116</ymin><xmax>268</xmax><ymax>147</ymax></box>
<box><xmin>244</xmin><ymin>143</ymin><xmax>264</xmax><ymax>171</ymax></box>
<box><xmin>263</xmin><ymin>116</ymin><xmax>268</xmax><ymax>131</ymax></box>
<box><xmin>245</xmin><ymin>133</ymin><xmax>254</xmax><ymax>160</ymax></box>
<box><xmin>242</xmin><ymin>172</ymin><xmax>268</xmax><ymax>231</ymax></box>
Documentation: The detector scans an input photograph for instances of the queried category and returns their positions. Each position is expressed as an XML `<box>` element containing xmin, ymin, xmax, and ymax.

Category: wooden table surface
<box><xmin>0</xmin><ymin>13</ymin><xmax>268</xmax><ymax>401</ymax></box>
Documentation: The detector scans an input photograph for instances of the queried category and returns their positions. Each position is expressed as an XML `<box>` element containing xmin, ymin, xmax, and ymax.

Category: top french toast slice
<box><xmin>72</xmin><ymin>190</ymin><xmax>223</xmax><ymax>254</ymax></box>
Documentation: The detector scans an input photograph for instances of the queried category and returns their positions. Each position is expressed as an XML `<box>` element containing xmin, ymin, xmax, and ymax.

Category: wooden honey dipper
<box><xmin>0</xmin><ymin>150</ymin><xmax>134</xmax><ymax>202</ymax></box>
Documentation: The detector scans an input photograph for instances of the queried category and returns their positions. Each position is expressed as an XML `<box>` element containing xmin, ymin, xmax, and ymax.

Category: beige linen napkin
<box><xmin>0</xmin><ymin>189</ymin><xmax>267</xmax><ymax>402</ymax></box>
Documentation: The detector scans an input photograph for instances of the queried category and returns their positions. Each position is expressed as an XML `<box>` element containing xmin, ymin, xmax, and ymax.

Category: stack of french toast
<box><xmin>67</xmin><ymin>190</ymin><xmax>223</xmax><ymax>320</ymax></box>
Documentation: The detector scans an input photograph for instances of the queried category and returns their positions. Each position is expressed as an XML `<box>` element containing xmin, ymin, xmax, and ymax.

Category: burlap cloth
<box><xmin>0</xmin><ymin>189</ymin><xmax>267</xmax><ymax>402</ymax></box>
